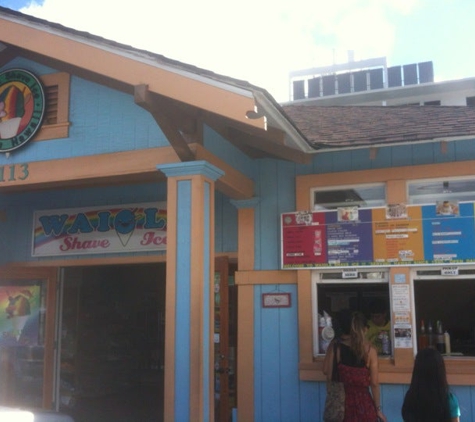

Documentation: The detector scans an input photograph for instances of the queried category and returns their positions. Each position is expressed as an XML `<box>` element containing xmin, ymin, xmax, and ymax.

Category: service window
<box><xmin>408</xmin><ymin>177</ymin><xmax>475</xmax><ymax>356</ymax></box>
<box><xmin>413</xmin><ymin>268</ymin><xmax>475</xmax><ymax>357</ymax></box>
<box><xmin>312</xmin><ymin>270</ymin><xmax>391</xmax><ymax>357</ymax></box>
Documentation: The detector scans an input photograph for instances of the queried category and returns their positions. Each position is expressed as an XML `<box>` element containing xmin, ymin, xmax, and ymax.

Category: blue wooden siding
<box><xmin>250</xmin><ymin>142</ymin><xmax>475</xmax><ymax>421</ymax></box>
<box><xmin>307</xmin><ymin>138</ymin><xmax>475</xmax><ymax>174</ymax></box>
<box><xmin>4</xmin><ymin>56</ymin><xmax>475</xmax><ymax>421</ymax></box>
<box><xmin>254</xmin><ymin>284</ymin><xmax>301</xmax><ymax>422</ymax></box>
<box><xmin>214</xmin><ymin>191</ymin><xmax>238</xmax><ymax>253</ymax></box>
<box><xmin>203</xmin><ymin>126</ymin><xmax>255</xmax><ymax>179</ymax></box>
<box><xmin>0</xmin><ymin>58</ymin><xmax>168</xmax><ymax>167</ymax></box>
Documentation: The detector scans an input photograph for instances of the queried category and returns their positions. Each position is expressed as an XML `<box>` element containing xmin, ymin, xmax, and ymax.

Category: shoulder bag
<box><xmin>323</xmin><ymin>341</ymin><xmax>345</xmax><ymax>422</ymax></box>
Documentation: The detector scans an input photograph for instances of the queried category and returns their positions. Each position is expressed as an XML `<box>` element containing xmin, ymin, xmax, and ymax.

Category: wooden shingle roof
<box><xmin>281</xmin><ymin>105</ymin><xmax>475</xmax><ymax>150</ymax></box>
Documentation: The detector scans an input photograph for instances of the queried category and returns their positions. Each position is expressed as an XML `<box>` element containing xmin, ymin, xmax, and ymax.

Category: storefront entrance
<box><xmin>58</xmin><ymin>264</ymin><xmax>166</xmax><ymax>422</ymax></box>
<box><xmin>0</xmin><ymin>259</ymin><xmax>237</xmax><ymax>421</ymax></box>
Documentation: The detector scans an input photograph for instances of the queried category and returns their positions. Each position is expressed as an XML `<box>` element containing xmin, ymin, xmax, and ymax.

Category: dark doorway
<box><xmin>58</xmin><ymin>264</ymin><xmax>165</xmax><ymax>422</ymax></box>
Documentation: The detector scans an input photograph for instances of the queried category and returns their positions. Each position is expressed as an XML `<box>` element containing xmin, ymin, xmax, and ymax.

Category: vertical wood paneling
<box><xmin>278</xmin><ymin>285</ymin><xmax>300</xmax><ymax>422</ymax></box>
<box><xmin>203</xmin><ymin>126</ymin><xmax>254</xmax><ymax>178</ymax></box>
<box><xmin>455</xmin><ymin>138</ymin><xmax>475</xmax><ymax>162</ymax></box>
<box><xmin>221</xmin><ymin>196</ymin><xmax>238</xmax><ymax>252</ymax></box>
<box><xmin>0</xmin><ymin>60</ymin><xmax>167</xmax><ymax>167</ymax></box>
<box><xmin>259</xmin><ymin>290</ymin><xmax>282</xmax><ymax>421</ymax></box>
<box><xmin>257</xmin><ymin>160</ymin><xmax>280</xmax><ymax>270</ymax></box>
<box><xmin>369</xmin><ymin>146</ymin><xmax>393</xmax><ymax>169</ymax></box>
<box><xmin>276</xmin><ymin>161</ymin><xmax>297</xmax><ymax>215</ymax></box>
<box><xmin>253</xmin><ymin>285</ymin><xmax>263</xmax><ymax>421</ymax></box>
<box><xmin>390</xmin><ymin>144</ymin><xmax>413</xmax><ymax>167</ymax></box>
<box><xmin>298</xmin><ymin>381</ymin><xmax>320</xmax><ymax>422</ymax></box>
<box><xmin>351</xmin><ymin>148</ymin><xmax>369</xmax><ymax>171</ymax></box>
<box><xmin>312</xmin><ymin>151</ymin><xmax>334</xmax><ymax>174</ymax></box>
<box><xmin>452</xmin><ymin>385</ymin><xmax>474</xmax><ymax>422</ymax></box>
<box><xmin>412</xmin><ymin>143</ymin><xmax>434</xmax><ymax>165</ymax></box>
<box><xmin>237</xmin><ymin>207</ymin><xmax>255</xmax><ymax>270</ymax></box>
<box><xmin>331</xmin><ymin>150</ymin><xmax>353</xmax><ymax>172</ymax></box>
<box><xmin>380</xmin><ymin>384</ymin><xmax>407</xmax><ymax>421</ymax></box>
<box><xmin>214</xmin><ymin>192</ymin><xmax>224</xmax><ymax>252</ymax></box>
<box><xmin>434</xmin><ymin>140</ymin><xmax>455</xmax><ymax>163</ymax></box>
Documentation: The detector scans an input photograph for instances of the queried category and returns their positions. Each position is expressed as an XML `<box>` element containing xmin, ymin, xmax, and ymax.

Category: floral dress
<box><xmin>337</xmin><ymin>343</ymin><xmax>378</xmax><ymax>422</ymax></box>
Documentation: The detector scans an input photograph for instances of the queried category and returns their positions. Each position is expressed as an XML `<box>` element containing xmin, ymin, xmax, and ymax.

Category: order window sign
<box><xmin>0</xmin><ymin>69</ymin><xmax>45</xmax><ymax>152</ymax></box>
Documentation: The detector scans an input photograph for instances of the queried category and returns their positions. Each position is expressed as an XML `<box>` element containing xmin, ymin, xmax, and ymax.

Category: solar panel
<box><xmin>403</xmin><ymin>64</ymin><xmax>418</xmax><ymax>85</ymax></box>
<box><xmin>388</xmin><ymin>66</ymin><xmax>402</xmax><ymax>87</ymax></box>
<box><xmin>322</xmin><ymin>75</ymin><xmax>336</xmax><ymax>96</ymax></box>
<box><xmin>353</xmin><ymin>71</ymin><xmax>367</xmax><ymax>92</ymax></box>
<box><xmin>369</xmin><ymin>68</ymin><xmax>384</xmax><ymax>90</ymax></box>
<box><xmin>308</xmin><ymin>77</ymin><xmax>321</xmax><ymax>98</ymax></box>
<box><xmin>293</xmin><ymin>80</ymin><xmax>305</xmax><ymax>100</ymax></box>
<box><xmin>418</xmin><ymin>61</ymin><xmax>434</xmax><ymax>83</ymax></box>
<box><xmin>337</xmin><ymin>73</ymin><xmax>351</xmax><ymax>94</ymax></box>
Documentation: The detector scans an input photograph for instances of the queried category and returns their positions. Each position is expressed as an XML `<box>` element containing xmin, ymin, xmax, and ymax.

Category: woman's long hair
<box><xmin>335</xmin><ymin>309</ymin><xmax>368</xmax><ymax>363</ymax></box>
<box><xmin>402</xmin><ymin>348</ymin><xmax>451</xmax><ymax>422</ymax></box>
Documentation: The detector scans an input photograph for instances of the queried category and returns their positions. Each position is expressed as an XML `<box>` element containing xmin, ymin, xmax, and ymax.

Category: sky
<box><xmin>1</xmin><ymin>0</ymin><xmax>475</xmax><ymax>102</ymax></box>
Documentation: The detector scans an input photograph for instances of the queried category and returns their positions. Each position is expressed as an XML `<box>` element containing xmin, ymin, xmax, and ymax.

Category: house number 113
<box><xmin>0</xmin><ymin>163</ymin><xmax>29</xmax><ymax>182</ymax></box>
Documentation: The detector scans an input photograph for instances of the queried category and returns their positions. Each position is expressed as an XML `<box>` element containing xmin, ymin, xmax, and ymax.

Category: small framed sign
<box><xmin>262</xmin><ymin>292</ymin><xmax>291</xmax><ymax>308</ymax></box>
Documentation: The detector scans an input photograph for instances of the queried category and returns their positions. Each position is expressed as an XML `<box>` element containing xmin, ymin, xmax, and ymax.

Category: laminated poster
<box><xmin>0</xmin><ymin>285</ymin><xmax>41</xmax><ymax>346</ymax></box>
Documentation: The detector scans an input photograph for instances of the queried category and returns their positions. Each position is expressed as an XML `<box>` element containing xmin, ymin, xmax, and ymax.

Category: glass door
<box><xmin>0</xmin><ymin>267</ymin><xmax>57</xmax><ymax>409</ymax></box>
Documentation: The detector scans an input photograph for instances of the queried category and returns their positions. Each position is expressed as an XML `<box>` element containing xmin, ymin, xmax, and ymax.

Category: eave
<box><xmin>0</xmin><ymin>9</ymin><xmax>312</xmax><ymax>163</ymax></box>
<box><xmin>0</xmin><ymin>13</ymin><xmax>262</xmax><ymax>129</ymax></box>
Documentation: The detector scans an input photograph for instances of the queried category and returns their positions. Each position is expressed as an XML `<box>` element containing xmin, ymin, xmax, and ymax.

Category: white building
<box><xmin>286</xmin><ymin>56</ymin><xmax>475</xmax><ymax>106</ymax></box>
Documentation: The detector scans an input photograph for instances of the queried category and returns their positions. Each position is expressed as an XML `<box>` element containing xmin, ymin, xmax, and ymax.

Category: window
<box><xmin>467</xmin><ymin>96</ymin><xmax>475</xmax><ymax>106</ymax></box>
<box><xmin>414</xmin><ymin>268</ymin><xmax>475</xmax><ymax>357</ymax></box>
<box><xmin>312</xmin><ymin>183</ymin><xmax>386</xmax><ymax>210</ymax></box>
<box><xmin>408</xmin><ymin>177</ymin><xmax>475</xmax><ymax>204</ymax></box>
<box><xmin>312</xmin><ymin>270</ymin><xmax>390</xmax><ymax>357</ymax></box>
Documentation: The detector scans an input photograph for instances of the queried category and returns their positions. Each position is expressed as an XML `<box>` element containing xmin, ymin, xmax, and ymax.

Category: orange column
<box><xmin>231</xmin><ymin>197</ymin><xmax>259</xmax><ymax>422</ymax></box>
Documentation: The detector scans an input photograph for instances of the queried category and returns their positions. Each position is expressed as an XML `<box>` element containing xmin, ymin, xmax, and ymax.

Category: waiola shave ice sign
<box><xmin>32</xmin><ymin>202</ymin><xmax>167</xmax><ymax>257</ymax></box>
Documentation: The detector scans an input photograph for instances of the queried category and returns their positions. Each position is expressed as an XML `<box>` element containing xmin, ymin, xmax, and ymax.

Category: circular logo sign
<box><xmin>0</xmin><ymin>69</ymin><xmax>45</xmax><ymax>152</ymax></box>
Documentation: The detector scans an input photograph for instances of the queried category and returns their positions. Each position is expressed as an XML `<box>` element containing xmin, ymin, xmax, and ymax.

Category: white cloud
<box><xmin>20</xmin><ymin>0</ymin><xmax>419</xmax><ymax>101</ymax></box>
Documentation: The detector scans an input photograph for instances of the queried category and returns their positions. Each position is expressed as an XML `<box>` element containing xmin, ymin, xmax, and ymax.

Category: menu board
<box><xmin>281</xmin><ymin>202</ymin><xmax>475</xmax><ymax>268</ymax></box>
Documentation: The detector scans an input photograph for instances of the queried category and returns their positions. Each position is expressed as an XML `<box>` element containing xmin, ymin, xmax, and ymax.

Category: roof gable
<box><xmin>0</xmin><ymin>6</ymin><xmax>311</xmax><ymax>163</ymax></box>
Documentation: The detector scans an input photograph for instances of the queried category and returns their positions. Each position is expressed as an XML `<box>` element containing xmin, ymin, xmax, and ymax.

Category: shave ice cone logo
<box><xmin>0</xmin><ymin>286</ymin><xmax>40</xmax><ymax>345</ymax></box>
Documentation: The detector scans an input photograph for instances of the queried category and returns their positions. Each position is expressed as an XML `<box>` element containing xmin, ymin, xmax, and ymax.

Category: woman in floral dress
<box><xmin>323</xmin><ymin>310</ymin><xmax>386</xmax><ymax>422</ymax></box>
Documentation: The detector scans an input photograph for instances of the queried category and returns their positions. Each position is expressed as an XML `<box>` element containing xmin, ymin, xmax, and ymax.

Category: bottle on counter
<box><xmin>380</xmin><ymin>331</ymin><xmax>391</xmax><ymax>355</ymax></box>
<box><xmin>318</xmin><ymin>315</ymin><xmax>326</xmax><ymax>354</ymax></box>
<box><xmin>436</xmin><ymin>320</ymin><xmax>446</xmax><ymax>354</ymax></box>
<box><xmin>444</xmin><ymin>331</ymin><xmax>451</xmax><ymax>356</ymax></box>
<box><xmin>418</xmin><ymin>319</ymin><xmax>429</xmax><ymax>350</ymax></box>
<box><xmin>427</xmin><ymin>320</ymin><xmax>434</xmax><ymax>348</ymax></box>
